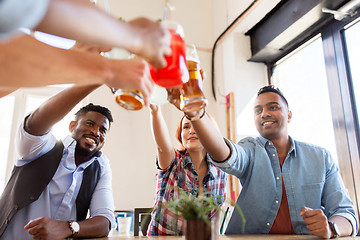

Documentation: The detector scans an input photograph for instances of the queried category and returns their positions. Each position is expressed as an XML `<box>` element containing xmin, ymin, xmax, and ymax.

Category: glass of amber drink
<box><xmin>179</xmin><ymin>45</ymin><xmax>208</xmax><ymax>112</ymax></box>
<box><xmin>112</xmin><ymin>55</ymin><xmax>156</xmax><ymax>111</ymax></box>
<box><xmin>114</xmin><ymin>89</ymin><xmax>144</xmax><ymax>111</ymax></box>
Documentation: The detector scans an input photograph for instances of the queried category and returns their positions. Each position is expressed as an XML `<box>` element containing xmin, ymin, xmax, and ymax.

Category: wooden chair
<box><xmin>133</xmin><ymin>207</ymin><xmax>152</xmax><ymax>236</ymax></box>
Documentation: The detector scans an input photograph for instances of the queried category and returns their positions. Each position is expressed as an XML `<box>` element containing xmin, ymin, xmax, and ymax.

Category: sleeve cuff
<box><xmin>207</xmin><ymin>138</ymin><xmax>238</xmax><ymax>169</ymax></box>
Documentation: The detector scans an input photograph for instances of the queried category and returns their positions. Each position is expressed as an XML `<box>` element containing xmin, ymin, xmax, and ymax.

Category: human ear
<box><xmin>69</xmin><ymin>121</ymin><xmax>77</xmax><ymax>132</ymax></box>
<box><xmin>288</xmin><ymin>110</ymin><xmax>292</xmax><ymax>123</ymax></box>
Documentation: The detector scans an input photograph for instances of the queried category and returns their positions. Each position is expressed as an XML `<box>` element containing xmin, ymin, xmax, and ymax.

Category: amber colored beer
<box><xmin>180</xmin><ymin>60</ymin><xmax>208</xmax><ymax>112</ymax></box>
<box><xmin>114</xmin><ymin>89</ymin><xmax>144</xmax><ymax>111</ymax></box>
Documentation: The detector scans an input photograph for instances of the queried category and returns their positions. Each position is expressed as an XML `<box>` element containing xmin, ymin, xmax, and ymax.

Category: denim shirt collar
<box><xmin>257</xmin><ymin>135</ymin><xmax>297</xmax><ymax>157</ymax></box>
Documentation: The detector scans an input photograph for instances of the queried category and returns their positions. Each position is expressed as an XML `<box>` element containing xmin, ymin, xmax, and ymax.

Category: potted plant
<box><xmin>160</xmin><ymin>189</ymin><xmax>244</xmax><ymax>240</ymax></box>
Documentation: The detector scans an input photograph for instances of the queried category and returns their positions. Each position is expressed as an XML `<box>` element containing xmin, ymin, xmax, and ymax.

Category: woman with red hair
<box><xmin>147</xmin><ymin>105</ymin><xmax>226</xmax><ymax>236</ymax></box>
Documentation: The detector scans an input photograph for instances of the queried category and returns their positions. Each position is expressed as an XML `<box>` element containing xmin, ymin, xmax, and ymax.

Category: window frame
<box><xmin>269</xmin><ymin>9</ymin><xmax>360</xmax><ymax>222</ymax></box>
<box><xmin>0</xmin><ymin>85</ymin><xmax>88</xmax><ymax>194</ymax></box>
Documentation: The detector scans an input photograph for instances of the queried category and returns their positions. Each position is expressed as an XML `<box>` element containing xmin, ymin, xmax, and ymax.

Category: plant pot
<box><xmin>185</xmin><ymin>218</ymin><xmax>214</xmax><ymax>240</ymax></box>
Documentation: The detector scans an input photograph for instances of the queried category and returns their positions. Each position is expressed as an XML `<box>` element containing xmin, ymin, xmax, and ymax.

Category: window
<box><xmin>0</xmin><ymin>96</ymin><xmax>15</xmax><ymax>193</ymax></box>
<box><xmin>272</xmin><ymin>37</ymin><xmax>338</xmax><ymax>163</ymax></box>
<box><xmin>269</xmin><ymin>12</ymin><xmax>360</xmax><ymax>222</ymax></box>
<box><xmin>0</xmin><ymin>30</ymin><xmax>82</xmax><ymax>194</ymax></box>
<box><xmin>344</xmin><ymin>20</ymin><xmax>360</xmax><ymax>129</ymax></box>
<box><xmin>0</xmin><ymin>87</ymin><xmax>86</xmax><ymax>195</ymax></box>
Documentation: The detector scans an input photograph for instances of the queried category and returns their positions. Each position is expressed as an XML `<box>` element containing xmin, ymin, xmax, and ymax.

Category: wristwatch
<box><xmin>328</xmin><ymin>221</ymin><xmax>339</xmax><ymax>238</ymax></box>
<box><xmin>68</xmin><ymin>221</ymin><xmax>80</xmax><ymax>236</ymax></box>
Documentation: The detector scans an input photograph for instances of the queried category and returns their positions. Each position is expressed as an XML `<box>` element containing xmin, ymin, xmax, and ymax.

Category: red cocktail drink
<box><xmin>152</xmin><ymin>23</ymin><xmax>188</xmax><ymax>88</ymax></box>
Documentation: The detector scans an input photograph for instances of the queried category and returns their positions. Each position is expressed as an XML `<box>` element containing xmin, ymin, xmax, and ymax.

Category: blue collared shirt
<box><xmin>208</xmin><ymin>136</ymin><xmax>358</xmax><ymax>235</ymax></box>
<box><xmin>2</xmin><ymin>120</ymin><xmax>115</xmax><ymax>240</ymax></box>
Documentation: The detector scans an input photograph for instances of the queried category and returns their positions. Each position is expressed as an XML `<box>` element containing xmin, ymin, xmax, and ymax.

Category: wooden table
<box><xmin>84</xmin><ymin>234</ymin><xmax>360</xmax><ymax>240</ymax></box>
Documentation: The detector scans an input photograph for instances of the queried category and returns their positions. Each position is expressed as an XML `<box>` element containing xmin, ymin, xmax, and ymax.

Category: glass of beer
<box><xmin>179</xmin><ymin>45</ymin><xmax>208</xmax><ymax>112</ymax></box>
<box><xmin>152</xmin><ymin>21</ymin><xmax>189</xmax><ymax>88</ymax></box>
<box><xmin>112</xmin><ymin>54</ymin><xmax>157</xmax><ymax>111</ymax></box>
<box><xmin>113</xmin><ymin>88</ymin><xmax>144</xmax><ymax>111</ymax></box>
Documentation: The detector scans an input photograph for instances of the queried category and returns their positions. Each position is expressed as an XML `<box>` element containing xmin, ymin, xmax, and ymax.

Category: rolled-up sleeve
<box><xmin>15</xmin><ymin>116</ymin><xmax>56</xmax><ymax>166</ymax></box>
<box><xmin>89</xmin><ymin>157</ymin><xmax>116</xmax><ymax>229</ymax></box>
<box><xmin>0</xmin><ymin>0</ymin><xmax>49</xmax><ymax>39</ymax></box>
<box><xmin>323</xmin><ymin>151</ymin><xmax>358</xmax><ymax>235</ymax></box>
<box><xmin>207</xmin><ymin>138</ymin><xmax>250</xmax><ymax>179</ymax></box>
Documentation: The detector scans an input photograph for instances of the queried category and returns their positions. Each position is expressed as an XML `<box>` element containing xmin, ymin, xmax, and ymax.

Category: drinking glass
<box><xmin>112</xmin><ymin>54</ymin><xmax>151</xmax><ymax>111</ymax></box>
<box><xmin>152</xmin><ymin>21</ymin><xmax>189</xmax><ymax>88</ymax></box>
<box><xmin>149</xmin><ymin>85</ymin><xmax>168</xmax><ymax>105</ymax></box>
<box><xmin>179</xmin><ymin>44</ymin><xmax>208</xmax><ymax>112</ymax></box>
<box><xmin>113</xmin><ymin>89</ymin><xmax>144</xmax><ymax>111</ymax></box>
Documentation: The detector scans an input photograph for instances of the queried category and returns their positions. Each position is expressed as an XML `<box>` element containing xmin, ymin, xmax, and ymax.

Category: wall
<box><xmin>91</xmin><ymin>0</ymin><xmax>216</xmax><ymax>211</ymax></box>
<box><xmin>89</xmin><ymin>0</ymin><xmax>278</xmax><ymax>211</ymax></box>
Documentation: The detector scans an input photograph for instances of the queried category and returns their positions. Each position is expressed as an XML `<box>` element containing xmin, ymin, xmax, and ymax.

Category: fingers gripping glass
<box><xmin>112</xmin><ymin>55</ymin><xmax>155</xmax><ymax>111</ymax></box>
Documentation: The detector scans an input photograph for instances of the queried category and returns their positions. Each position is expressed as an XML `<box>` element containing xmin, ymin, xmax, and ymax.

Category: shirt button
<box><xmin>67</xmin><ymin>193</ymin><xmax>71</xmax><ymax>196</ymax></box>
<box><xmin>272</xmin><ymin>154</ymin><xmax>276</xmax><ymax>157</ymax></box>
<box><xmin>276</xmin><ymin>177</ymin><xmax>280</xmax><ymax>180</ymax></box>
<box><xmin>269</xmin><ymin>142</ymin><xmax>272</xmax><ymax>145</ymax></box>
<box><xmin>267</xmin><ymin>223</ymin><xmax>270</xmax><ymax>226</ymax></box>
<box><xmin>276</xmin><ymin>200</ymin><xmax>279</xmax><ymax>204</ymax></box>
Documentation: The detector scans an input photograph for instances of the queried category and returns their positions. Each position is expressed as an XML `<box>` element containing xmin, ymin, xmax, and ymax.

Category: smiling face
<box><xmin>69</xmin><ymin>111</ymin><xmax>110</xmax><ymax>157</ymax></box>
<box><xmin>180</xmin><ymin>117</ymin><xmax>204</xmax><ymax>151</ymax></box>
<box><xmin>254</xmin><ymin>92</ymin><xmax>292</xmax><ymax>141</ymax></box>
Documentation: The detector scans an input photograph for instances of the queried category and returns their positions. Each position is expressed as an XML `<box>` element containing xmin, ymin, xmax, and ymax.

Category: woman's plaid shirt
<box><xmin>147</xmin><ymin>150</ymin><xmax>226</xmax><ymax>236</ymax></box>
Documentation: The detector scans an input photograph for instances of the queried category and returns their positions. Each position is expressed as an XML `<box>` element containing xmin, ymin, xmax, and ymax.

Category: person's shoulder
<box><xmin>294</xmin><ymin>139</ymin><xmax>325</xmax><ymax>149</ymax></box>
<box><xmin>237</xmin><ymin>136</ymin><xmax>258</xmax><ymax>147</ymax></box>
<box><xmin>95</xmin><ymin>153</ymin><xmax>111</xmax><ymax>169</ymax></box>
<box><xmin>294</xmin><ymin>139</ymin><xmax>330</xmax><ymax>155</ymax></box>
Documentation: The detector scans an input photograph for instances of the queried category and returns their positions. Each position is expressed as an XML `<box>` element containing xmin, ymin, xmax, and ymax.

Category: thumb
<box><xmin>299</xmin><ymin>206</ymin><xmax>312</xmax><ymax>216</ymax></box>
<box><xmin>24</xmin><ymin>219</ymin><xmax>35</xmax><ymax>230</ymax></box>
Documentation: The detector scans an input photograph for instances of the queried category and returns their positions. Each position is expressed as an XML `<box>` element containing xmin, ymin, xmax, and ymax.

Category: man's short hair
<box><xmin>75</xmin><ymin>103</ymin><xmax>113</xmax><ymax>124</ymax></box>
<box><xmin>257</xmin><ymin>85</ymin><xmax>288</xmax><ymax>107</ymax></box>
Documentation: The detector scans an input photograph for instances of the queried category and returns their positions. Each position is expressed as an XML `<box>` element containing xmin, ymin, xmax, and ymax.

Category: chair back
<box><xmin>134</xmin><ymin>207</ymin><xmax>152</xmax><ymax>236</ymax></box>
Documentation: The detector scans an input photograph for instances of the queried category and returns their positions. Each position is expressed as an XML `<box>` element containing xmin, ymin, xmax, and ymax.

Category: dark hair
<box><xmin>257</xmin><ymin>85</ymin><xmax>288</xmax><ymax>107</ymax></box>
<box><xmin>75</xmin><ymin>103</ymin><xmax>113</xmax><ymax>124</ymax></box>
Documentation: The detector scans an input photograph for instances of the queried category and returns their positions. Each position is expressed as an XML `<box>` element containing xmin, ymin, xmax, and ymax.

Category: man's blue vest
<box><xmin>0</xmin><ymin>141</ymin><xmax>101</xmax><ymax>236</ymax></box>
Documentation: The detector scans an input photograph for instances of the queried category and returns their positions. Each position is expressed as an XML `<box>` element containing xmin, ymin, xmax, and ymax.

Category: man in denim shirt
<box><xmin>183</xmin><ymin>85</ymin><xmax>357</xmax><ymax>238</ymax></box>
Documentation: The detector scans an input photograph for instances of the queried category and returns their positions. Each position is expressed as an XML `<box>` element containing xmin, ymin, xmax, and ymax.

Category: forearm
<box><xmin>0</xmin><ymin>89</ymin><xmax>17</xmax><ymax>98</ymax></box>
<box><xmin>25</xmin><ymin>84</ymin><xmax>101</xmax><ymax>135</ymax></box>
<box><xmin>0</xmin><ymin>35</ymin><xmax>110</xmax><ymax>88</ymax></box>
<box><xmin>75</xmin><ymin>216</ymin><xmax>110</xmax><ymax>238</ymax></box>
<box><xmin>150</xmin><ymin>108</ymin><xmax>173</xmax><ymax>152</ymax></box>
<box><xmin>36</xmin><ymin>0</ymin><xmax>138</xmax><ymax>52</ymax></box>
<box><xmin>190</xmin><ymin>113</ymin><xmax>230</xmax><ymax>161</ymax></box>
<box><xmin>150</xmin><ymin>107</ymin><xmax>174</xmax><ymax>168</ymax></box>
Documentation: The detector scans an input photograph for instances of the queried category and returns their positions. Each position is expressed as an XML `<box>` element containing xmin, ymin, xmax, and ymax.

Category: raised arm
<box><xmin>0</xmin><ymin>35</ymin><xmax>154</xmax><ymax>104</ymax></box>
<box><xmin>185</xmin><ymin>109</ymin><xmax>230</xmax><ymax>162</ymax></box>
<box><xmin>149</xmin><ymin>105</ymin><xmax>175</xmax><ymax>169</ymax></box>
<box><xmin>25</xmin><ymin>84</ymin><xmax>101</xmax><ymax>136</ymax></box>
<box><xmin>34</xmin><ymin>0</ymin><xmax>170</xmax><ymax>68</ymax></box>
